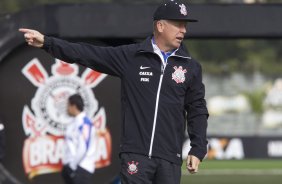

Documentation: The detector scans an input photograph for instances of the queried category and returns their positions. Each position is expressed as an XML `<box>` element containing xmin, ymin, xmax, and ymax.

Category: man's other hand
<box><xmin>186</xmin><ymin>155</ymin><xmax>200</xmax><ymax>174</ymax></box>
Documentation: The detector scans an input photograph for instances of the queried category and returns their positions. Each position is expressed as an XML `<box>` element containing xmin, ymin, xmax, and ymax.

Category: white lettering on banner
<box><xmin>182</xmin><ymin>138</ymin><xmax>245</xmax><ymax>160</ymax></box>
<box><xmin>268</xmin><ymin>141</ymin><xmax>282</xmax><ymax>157</ymax></box>
<box><xmin>95</xmin><ymin>137</ymin><xmax>108</xmax><ymax>161</ymax></box>
<box><xmin>224</xmin><ymin>139</ymin><xmax>244</xmax><ymax>159</ymax></box>
<box><xmin>208</xmin><ymin>138</ymin><xmax>244</xmax><ymax>159</ymax></box>
<box><xmin>30</xmin><ymin>137</ymin><xmax>64</xmax><ymax>167</ymax></box>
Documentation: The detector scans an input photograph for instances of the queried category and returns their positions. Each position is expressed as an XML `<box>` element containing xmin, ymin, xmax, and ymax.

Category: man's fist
<box><xmin>186</xmin><ymin>155</ymin><xmax>200</xmax><ymax>174</ymax></box>
<box><xmin>19</xmin><ymin>28</ymin><xmax>45</xmax><ymax>48</ymax></box>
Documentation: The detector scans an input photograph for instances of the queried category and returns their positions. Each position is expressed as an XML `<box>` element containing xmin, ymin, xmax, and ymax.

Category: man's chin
<box><xmin>173</xmin><ymin>43</ymin><xmax>181</xmax><ymax>49</ymax></box>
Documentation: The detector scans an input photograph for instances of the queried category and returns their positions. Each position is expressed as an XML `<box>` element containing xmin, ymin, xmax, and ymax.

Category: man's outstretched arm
<box><xmin>18</xmin><ymin>28</ymin><xmax>127</xmax><ymax>77</ymax></box>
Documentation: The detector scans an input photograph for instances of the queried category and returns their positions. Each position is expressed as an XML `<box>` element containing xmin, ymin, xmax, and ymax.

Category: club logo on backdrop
<box><xmin>22</xmin><ymin>58</ymin><xmax>112</xmax><ymax>179</ymax></box>
<box><xmin>172</xmin><ymin>66</ymin><xmax>187</xmax><ymax>84</ymax></box>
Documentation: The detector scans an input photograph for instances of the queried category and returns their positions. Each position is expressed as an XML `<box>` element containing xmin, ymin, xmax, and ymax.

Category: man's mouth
<box><xmin>176</xmin><ymin>37</ymin><xmax>183</xmax><ymax>42</ymax></box>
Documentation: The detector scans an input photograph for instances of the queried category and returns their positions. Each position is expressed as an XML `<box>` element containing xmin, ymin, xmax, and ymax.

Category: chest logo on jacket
<box><xmin>21</xmin><ymin>58</ymin><xmax>112</xmax><ymax>179</ymax></box>
<box><xmin>139</xmin><ymin>65</ymin><xmax>153</xmax><ymax>83</ymax></box>
<box><xmin>172</xmin><ymin>66</ymin><xmax>187</xmax><ymax>84</ymax></box>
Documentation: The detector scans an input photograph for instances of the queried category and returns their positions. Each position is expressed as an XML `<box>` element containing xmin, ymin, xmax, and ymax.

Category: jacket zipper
<box><xmin>148</xmin><ymin>59</ymin><xmax>167</xmax><ymax>158</ymax></box>
<box><xmin>139</xmin><ymin>50</ymin><xmax>190</xmax><ymax>158</ymax></box>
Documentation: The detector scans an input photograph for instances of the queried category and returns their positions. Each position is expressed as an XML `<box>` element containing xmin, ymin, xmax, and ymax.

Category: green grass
<box><xmin>197</xmin><ymin>159</ymin><xmax>282</xmax><ymax>169</ymax></box>
<box><xmin>181</xmin><ymin>160</ymin><xmax>282</xmax><ymax>184</ymax></box>
<box><xmin>181</xmin><ymin>175</ymin><xmax>282</xmax><ymax>184</ymax></box>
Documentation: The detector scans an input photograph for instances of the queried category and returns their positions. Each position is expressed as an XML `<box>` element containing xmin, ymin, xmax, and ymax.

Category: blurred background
<box><xmin>1</xmin><ymin>0</ymin><xmax>282</xmax><ymax>14</ymax></box>
<box><xmin>0</xmin><ymin>0</ymin><xmax>282</xmax><ymax>184</ymax></box>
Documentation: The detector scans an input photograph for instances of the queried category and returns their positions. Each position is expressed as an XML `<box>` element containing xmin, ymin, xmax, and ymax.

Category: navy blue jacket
<box><xmin>43</xmin><ymin>36</ymin><xmax>208</xmax><ymax>165</ymax></box>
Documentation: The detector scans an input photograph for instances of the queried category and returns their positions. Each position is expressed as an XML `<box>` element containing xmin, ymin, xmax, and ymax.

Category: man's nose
<box><xmin>180</xmin><ymin>26</ymin><xmax>187</xmax><ymax>34</ymax></box>
<box><xmin>180</xmin><ymin>27</ymin><xmax>186</xmax><ymax>34</ymax></box>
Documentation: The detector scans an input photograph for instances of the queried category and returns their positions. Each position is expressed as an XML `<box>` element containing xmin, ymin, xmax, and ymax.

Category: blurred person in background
<box><xmin>19</xmin><ymin>0</ymin><xmax>208</xmax><ymax>183</ymax></box>
<box><xmin>62</xmin><ymin>94</ymin><xmax>96</xmax><ymax>184</ymax></box>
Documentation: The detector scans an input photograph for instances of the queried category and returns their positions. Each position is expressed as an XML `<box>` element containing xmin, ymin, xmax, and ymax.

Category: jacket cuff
<box><xmin>188</xmin><ymin>148</ymin><xmax>207</xmax><ymax>161</ymax></box>
<box><xmin>42</xmin><ymin>36</ymin><xmax>51</xmax><ymax>50</ymax></box>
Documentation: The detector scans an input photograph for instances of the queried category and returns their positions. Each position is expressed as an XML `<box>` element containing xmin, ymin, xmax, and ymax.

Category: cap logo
<box><xmin>179</xmin><ymin>4</ymin><xmax>187</xmax><ymax>16</ymax></box>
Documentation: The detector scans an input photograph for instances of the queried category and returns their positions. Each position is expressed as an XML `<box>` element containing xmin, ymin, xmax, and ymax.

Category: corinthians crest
<box><xmin>179</xmin><ymin>4</ymin><xmax>188</xmax><ymax>16</ymax></box>
<box><xmin>21</xmin><ymin>58</ymin><xmax>112</xmax><ymax>179</ymax></box>
<box><xmin>127</xmin><ymin>161</ymin><xmax>139</xmax><ymax>175</ymax></box>
<box><xmin>172</xmin><ymin>66</ymin><xmax>187</xmax><ymax>84</ymax></box>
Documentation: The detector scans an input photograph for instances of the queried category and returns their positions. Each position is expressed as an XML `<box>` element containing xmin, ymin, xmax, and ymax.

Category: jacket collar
<box><xmin>137</xmin><ymin>36</ymin><xmax>192</xmax><ymax>59</ymax></box>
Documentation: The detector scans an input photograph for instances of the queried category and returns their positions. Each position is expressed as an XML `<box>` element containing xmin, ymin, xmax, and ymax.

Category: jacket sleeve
<box><xmin>184</xmin><ymin>62</ymin><xmax>209</xmax><ymax>161</ymax></box>
<box><xmin>42</xmin><ymin>36</ymin><xmax>128</xmax><ymax>77</ymax></box>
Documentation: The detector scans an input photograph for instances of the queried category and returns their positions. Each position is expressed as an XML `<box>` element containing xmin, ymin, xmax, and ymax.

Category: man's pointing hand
<box><xmin>19</xmin><ymin>28</ymin><xmax>44</xmax><ymax>48</ymax></box>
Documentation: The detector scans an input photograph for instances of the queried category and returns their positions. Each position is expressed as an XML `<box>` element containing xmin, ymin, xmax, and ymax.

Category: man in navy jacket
<box><xmin>19</xmin><ymin>1</ymin><xmax>208</xmax><ymax>183</ymax></box>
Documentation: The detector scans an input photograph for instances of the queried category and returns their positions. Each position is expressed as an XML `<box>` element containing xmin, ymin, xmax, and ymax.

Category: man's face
<box><xmin>158</xmin><ymin>20</ymin><xmax>187</xmax><ymax>50</ymax></box>
<box><xmin>67</xmin><ymin>102</ymin><xmax>75</xmax><ymax>117</ymax></box>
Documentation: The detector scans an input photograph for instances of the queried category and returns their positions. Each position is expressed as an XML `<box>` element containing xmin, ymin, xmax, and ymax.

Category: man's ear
<box><xmin>157</xmin><ymin>20</ymin><xmax>165</xmax><ymax>33</ymax></box>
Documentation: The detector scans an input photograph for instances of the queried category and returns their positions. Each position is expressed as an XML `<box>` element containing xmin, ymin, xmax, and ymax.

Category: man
<box><xmin>62</xmin><ymin>94</ymin><xmax>96</xmax><ymax>184</ymax></box>
<box><xmin>19</xmin><ymin>0</ymin><xmax>208</xmax><ymax>183</ymax></box>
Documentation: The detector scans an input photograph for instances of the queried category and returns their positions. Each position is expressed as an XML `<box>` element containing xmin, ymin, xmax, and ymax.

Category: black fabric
<box><xmin>62</xmin><ymin>165</ymin><xmax>75</xmax><ymax>184</ymax></box>
<box><xmin>62</xmin><ymin>165</ymin><xmax>92</xmax><ymax>184</ymax></box>
<box><xmin>153</xmin><ymin>0</ymin><xmax>198</xmax><ymax>22</ymax></box>
<box><xmin>120</xmin><ymin>153</ymin><xmax>181</xmax><ymax>184</ymax></box>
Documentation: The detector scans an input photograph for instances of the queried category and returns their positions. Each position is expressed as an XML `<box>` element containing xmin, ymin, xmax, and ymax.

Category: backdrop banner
<box><xmin>0</xmin><ymin>46</ymin><xmax>121</xmax><ymax>184</ymax></box>
<box><xmin>183</xmin><ymin>136</ymin><xmax>282</xmax><ymax>160</ymax></box>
